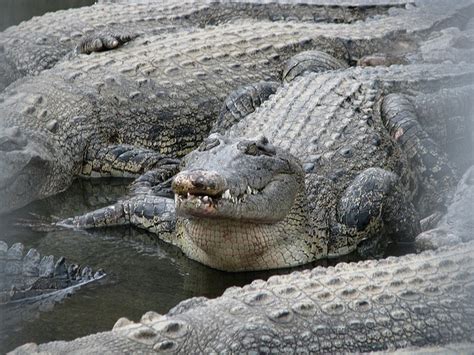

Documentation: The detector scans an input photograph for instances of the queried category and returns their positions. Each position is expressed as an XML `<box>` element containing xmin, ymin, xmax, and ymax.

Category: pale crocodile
<box><xmin>10</xmin><ymin>164</ymin><xmax>474</xmax><ymax>353</ymax></box>
<box><xmin>1</xmin><ymin>0</ymin><xmax>473</xmax><ymax>215</ymax></box>
<box><xmin>0</xmin><ymin>0</ymin><xmax>410</xmax><ymax>91</ymax></box>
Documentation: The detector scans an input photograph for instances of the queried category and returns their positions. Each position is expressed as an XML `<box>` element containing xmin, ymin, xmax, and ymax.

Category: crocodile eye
<box><xmin>198</xmin><ymin>137</ymin><xmax>220</xmax><ymax>152</ymax></box>
<box><xmin>238</xmin><ymin>141</ymin><xmax>276</xmax><ymax>156</ymax></box>
<box><xmin>245</xmin><ymin>143</ymin><xmax>259</xmax><ymax>156</ymax></box>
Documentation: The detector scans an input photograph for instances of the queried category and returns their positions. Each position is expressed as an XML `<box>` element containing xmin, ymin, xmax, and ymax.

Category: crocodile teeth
<box><xmin>222</xmin><ymin>189</ymin><xmax>231</xmax><ymax>200</ymax></box>
<box><xmin>246</xmin><ymin>186</ymin><xmax>252</xmax><ymax>195</ymax></box>
<box><xmin>202</xmin><ymin>196</ymin><xmax>211</xmax><ymax>204</ymax></box>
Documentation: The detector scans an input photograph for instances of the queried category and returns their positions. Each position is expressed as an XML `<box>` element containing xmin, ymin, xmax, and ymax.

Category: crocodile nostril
<box><xmin>193</xmin><ymin>176</ymin><xmax>206</xmax><ymax>189</ymax></box>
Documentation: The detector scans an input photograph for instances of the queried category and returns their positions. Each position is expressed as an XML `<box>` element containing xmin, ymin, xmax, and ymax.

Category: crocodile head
<box><xmin>0</xmin><ymin>126</ymin><xmax>57</xmax><ymax>214</ymax></box>
<box><xmin>172</xmin><ymin>134</ymin><xmax>317</xmax><ymax>271</ymax></box>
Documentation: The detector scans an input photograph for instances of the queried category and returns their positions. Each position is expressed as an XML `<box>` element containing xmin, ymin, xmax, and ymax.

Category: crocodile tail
<box><xmin>0</xmin><ymin>241</ymin><xmax>105</xmax><ymax>304</ymax></box>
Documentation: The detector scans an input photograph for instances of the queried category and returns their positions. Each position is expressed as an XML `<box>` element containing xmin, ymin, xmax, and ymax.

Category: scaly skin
<box><xmin>413</xmin><ymin>85</ymin><xmax>474</xmax><ymax>172</ymax></box>
<box><xmin>416</xmin><ymin>166</ymin><xmax>474</xmax><ymax>250</ymax></box>
<box><xmin>2</xmin><ymin>1</ymin><xmax>472</xmax><ymax>215</ymax></box>
<box><xmin>9</xmin><ymin>240</ymin><xmax>474</xmax><ymax>354</ymax></box>
<box><xmin>0</xmin><ymin>0</ymin><xmax>403</xmax><ymax>91</ymax></box>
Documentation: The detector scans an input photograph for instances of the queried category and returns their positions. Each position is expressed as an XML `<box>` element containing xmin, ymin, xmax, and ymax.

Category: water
<box><xmin>0</xmin><ymin>0</ymin><xmax>96</xmax><ymax>31</ymax></box>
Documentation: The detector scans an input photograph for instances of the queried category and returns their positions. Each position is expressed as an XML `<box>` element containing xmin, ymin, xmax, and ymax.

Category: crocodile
<box><xmin>10</xmin><ymin>243</ymin><xmax>474</xmax><ymax>354</ymax></box>
<box><xmin>61</xmin><ymin>60</ymin><xmax>472</xmax><ymax>271</ymax></box>
<box><xmin>0</xmin><ymin>0</ymin><xmax>411</xmax><ymax>92</ymax></box>
<box><xmin>0</xmin><ymin>241</ymin><xmax>105</xmax><ymax>342</ymax></box>
<box><xmin>2</xmin><ymin>0</ymin><xmax>474</xmax><ymax>216</ymax></box>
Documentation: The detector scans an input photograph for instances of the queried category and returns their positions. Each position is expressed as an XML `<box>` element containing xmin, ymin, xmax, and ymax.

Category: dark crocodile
<box><xmin>0</xmin><ymin>241</ymin><xmax>105</xmax><ymax>342</ymax></box>
<box><xmin>0</xmin><ymin>0</ymin><xmax>410</xmax><ymax>91</ymax></box>
<box><xmin>2</xmin><ymin>0</ymin><xmax>473</xmax><ymax>216</ymax></box>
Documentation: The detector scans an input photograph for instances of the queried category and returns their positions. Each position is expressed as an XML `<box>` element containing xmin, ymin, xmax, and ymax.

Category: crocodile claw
<box><xmin>78</xmin><ymin>31</ymin><xmax>138</xmax><ymax>54</ymax></box>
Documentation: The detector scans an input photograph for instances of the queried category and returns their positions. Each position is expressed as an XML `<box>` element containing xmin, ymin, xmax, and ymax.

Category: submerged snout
<box><xmin>172</xmin><ymin>170</ymin><xmax>226</xmax><ymax>197</ymax></box>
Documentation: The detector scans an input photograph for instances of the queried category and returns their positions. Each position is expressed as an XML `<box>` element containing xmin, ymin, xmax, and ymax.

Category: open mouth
<box><xmin>175</xmin><ymin>185</ymin><xmax>260</xmax><ymax>218</ymax></box>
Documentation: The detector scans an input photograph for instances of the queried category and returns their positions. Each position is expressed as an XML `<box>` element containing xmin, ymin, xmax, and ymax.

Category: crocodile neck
<box><xmin>175</xmin><ymin>190</ymin><xmax>327</xmax><ymax>271</ymax></box>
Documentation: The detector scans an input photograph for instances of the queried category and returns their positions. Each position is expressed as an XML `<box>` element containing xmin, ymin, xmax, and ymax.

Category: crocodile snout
<box><xmin>172</xmin><ymin>170</ymin><xmax>226</xmax><ymax>197</ymax></box>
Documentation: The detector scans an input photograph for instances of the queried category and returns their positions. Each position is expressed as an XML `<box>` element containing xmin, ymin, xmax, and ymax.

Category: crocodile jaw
<box><xmin>174</xmin><ymin>189</ymin><xmax>324</xmax><ymax>272</ymax></box>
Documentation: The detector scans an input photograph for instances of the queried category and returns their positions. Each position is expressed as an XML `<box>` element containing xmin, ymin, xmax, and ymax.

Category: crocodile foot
<box><xmin>77</xmin><ymin>31</ymin><xmax>138</xmax><ymax>54</ymax></box>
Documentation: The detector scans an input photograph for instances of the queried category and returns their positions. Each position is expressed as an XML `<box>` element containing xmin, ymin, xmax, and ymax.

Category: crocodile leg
<box><xmin>337</xmin><ymin>167</ymin><xmax>420</xmax><ymax>258</ymax></box>
<box><xmin>211</xmin><ymin>81</ymin><xmax>280</xmax><ymax>134</ymax></box>
<box><xmin>129</xmin><ymin>168</ymin><xmax>179</xmax><ymax>197</ymax></box>
<box><xmin>58</xmin><ymin>194</ymin><xmax>176</xmax><ymax>238</ymax></box>
<box><xmin>81</xmin><ymin>144</ymin><xmax>179</xmax><ymax>178</ymax></box>
<box><xmin>412</xmin><ymin>85</ymin><xmax>474</xmax><ymax>172</ymax></box>
<box><xmin>381</xmin><ymin>93</ymin><xmax>458</xmax><ymax>217</ymax></box>
<box><xmin>416</xmin><ymin>165</ymin><xmax>474</xmax><ymax>250</ymax></box>
<box><xmin>59</xmin><ymin>146</ymin><xmax>179</xmax><ymax>232</ymax></box>
<box><xmin>282</xmin><ymin>50</ymin><xmax>349</xmax><ymax>83</ymax></box>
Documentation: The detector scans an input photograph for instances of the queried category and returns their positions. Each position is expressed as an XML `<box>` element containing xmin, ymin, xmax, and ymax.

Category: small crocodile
<box><xmin>0</xmin><ymin>241</ymin><xmax>105</xmax><ymax>342</ymax></box>
<box><xmin>1</xmin><ymin>0</ymin><xmax>473</xmax><ymax>215</ymax></box>
<box><xmin>0</xmin><ymin>0</ymin><xmax>409</xmax><ymax>91</ymax></box>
